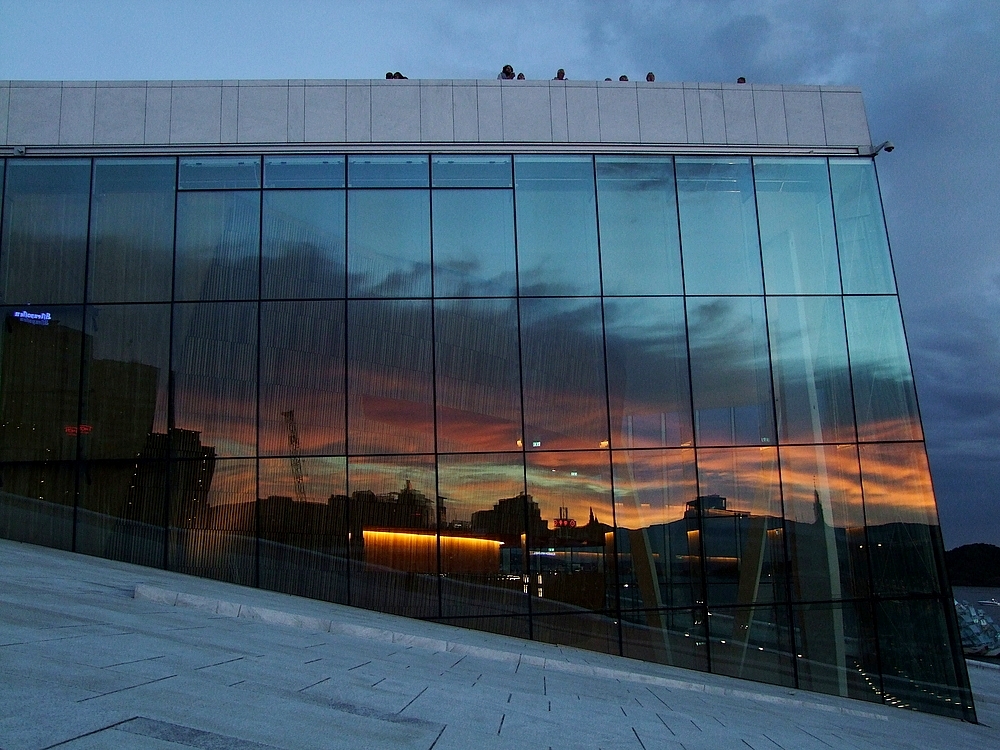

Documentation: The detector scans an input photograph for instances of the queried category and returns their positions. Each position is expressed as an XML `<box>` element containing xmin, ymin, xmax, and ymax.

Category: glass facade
<box><xmin>0</xmin><ymin>154</ymin><xmax>973</xmax><ymax>720</ymax></box>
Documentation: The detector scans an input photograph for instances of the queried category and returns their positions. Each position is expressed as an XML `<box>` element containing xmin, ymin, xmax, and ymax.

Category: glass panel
<box><xmin>0</xmin><ymin>305</ymin><xmax>85</xmax><ymax>462</ymax></box>
<box><xmin>621</xmin><ymin>607</ymin><xmax>708</xmax><ymax>672</ymax></box>
<box><xmin>613</xmin><ymin>448</ymin><xmax>698</xmax><ymax>611</ymax></box>
<box><xmin>767</xmin><ymin>296</ymin><xmax>855</xmax><ymax>444</ymax></box>
<box><xmin>676</xmin><ymin>157</ymin><xmax>762</xmax><ymax>295</ymax></box>
<box><xmin>514</xmin><ymin>156</ymin><xmax>600</xmax><ymax>296</ymax></box>
<box><xmin>437</xmin><ymin>452</ymin><xmax>530</xmax><ymax>618</ymax></box>
<box><xmin>347</xmin><ymin>190</ymin><xmax>430</xmax><ymax>298</ymax></box>
<box><xmin>178</xmin><ymin>157</ymin><xmax>260</xmax><ymax>189</ymax></box>
<box><xmin>519</xmin><ymin>297</ymin><xmax>609</xmax><ymax>451</ymax></box>
<box><xmin>88</xmin><ymin>158</ymin><xmax>176</xmax><ymax>303</ymax></box>
<box><xmin>262</xmin><ymin>190</ymin><xmax>346</xmax><ymax>299</ymax></box>
<box><xmin>432</xmin><ymin>155</ymin><xmax>512</xmax><ymax>188</ymax></box>
<box><xmin>259</xmin><ymin>301</ymin><xmax>345</xmax><ymax>457</ymax></box>
<box><xmin>754</xmin><ymin>158</ymin><xmax>840</xmax><ymax>295</ymax></box>
<box><xmin>172</xmin><ymin>302</ymin><xmax>257</xmax><ymax>458</ymax></box>
<box><xmin>175</xmin><ymin>191</ymin><xmax>260</xmax><ymax>301</ymax></box>
<box><xmin>687</xmin><ymin>297</ymin><xmax>775</xmax><ymax>446</ymax></box>
<box><xmin>82</xmin><ymin>304</ymin><xmax>170</xmax><ymax>460</ymax></box>
<box><xmin>431</xmin><ymin>189</ymin><xmax>516</xmax><ymax>297</ymax></box>
<box><xmin>258</xmin><ymin>457</ymin><xmax>348</xmax><ymax>603</ymax></box>
<box><xmin>346</xmin><ymin>454</ymin><xmax>438</xmax><ymax>617</ymax></box>
<box><xmin>780</xmin><ymin>444</ymin><xmax>869</xmax><ymax>601</ymax></box>
<box><xmin>792</xmin><ymin>601</ymin><xmax>880</xmax><ymax>702</ymax></box>
<box><xmin>707</xmin><ymin>604</ymin><xmax>795</xmax><ymax>686</ymax></box>
<box><xmin>844</xmin><ymin>296</ymin><xmax>921</xmax><ymax>441</ymax></box>
<box><xmin>604</xmin><ymin>297</ymin><xmax>692</xmax><ymax>448</ymax></box>
<box><xmin>1</xmin><ymin>159</ymin><xmax>91</xmax><ymax>304</ymax></box>
<box><xmin>347</xmin><ymin>300</ymin><xmax>434</xmax><ymax>455</ymax></box>
<box><xmin>860</xmin><ymin>442</ymin><xmax>945</xmax><ymax>597</ymax></box>
<box><xmin>525</xmin><ymin>451</ymin><xmax>614</xmax><ymax>615</ymax></box>
<box><xmin>532</xmin><ymin>612</ymin><xmax>619</xmax><ymax>655</ymax></box>
<box><xmin>0</xmin><ymin>460</ymin><xmax>76</xmax><ymax>550</ymax></box>
<box><xmin>435</xmin><ymin>299</ymin><xmax>521</xmax><ymax>453</ymax></box>
<box><xmin>168</xmin><ymin>458</ymin><xmax>256</xmax><ymax>586</ymax></box>
<box><xmin>830</xmin><ymin>159</ymin><xmax>896</xmax><ymax>294</ymax></box>
<box><xmin>347</xmin><ymin>155</ymin><xmax>428</xmax><ymax>188</ymax></box>
<box><xmin>264</xmin><ymin>155</ymin><xmax>345</xmax><ymax>188</ymax></box>
<box><xmin>596</xmin><ymin>156</ymin><xmax>682</xmax><ymax>295</ymax></box>
<box><xmin>76</xmin><ymin>459</ymin><xmax>166</xmax><ymax>568</ymax></box>
<box><xmin>876</xmin><ymin>598</ymin><xmax>975</xmax><ymax>719</ymax></box>
<box><xmin>695</xmin><ymin>446</ymin><xmax>784</xmax><ymax>606</ymax></box>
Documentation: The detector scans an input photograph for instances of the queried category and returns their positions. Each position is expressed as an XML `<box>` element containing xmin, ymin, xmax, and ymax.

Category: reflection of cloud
<box><xmin>526</xmin><ymin>451</ymin><xmax>611</xmax><ymax>519</ymax></box>
<box><xmin>859</xmin><ymin>443</ymin><xmax>938</xmax><ymax>526</ymax></box>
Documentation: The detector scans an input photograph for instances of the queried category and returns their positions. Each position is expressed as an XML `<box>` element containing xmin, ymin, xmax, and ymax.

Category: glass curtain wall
<box><xmin>0</xmin><ymin>153</ymin><xmax>973</xmax><ymax>720</ymax></box>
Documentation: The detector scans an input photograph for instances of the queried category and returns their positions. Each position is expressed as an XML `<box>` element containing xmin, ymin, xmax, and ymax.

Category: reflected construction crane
<box><xmin>281</xmin><ymin>409</ymin><xmax>307</xmax><ymax>504</ymax></box>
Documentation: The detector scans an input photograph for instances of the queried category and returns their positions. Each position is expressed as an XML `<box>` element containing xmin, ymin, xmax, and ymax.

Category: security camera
<box><xmin>871</xmin><ymin>140</ymin><xmax>894</xmax><ymax>155</ymax></box>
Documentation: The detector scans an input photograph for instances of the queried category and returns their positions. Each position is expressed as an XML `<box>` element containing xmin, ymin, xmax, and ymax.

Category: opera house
<box><xmin>0</xmin><ymin>76</ymin><xmax>974</xmax><ymax>719</ymax></box>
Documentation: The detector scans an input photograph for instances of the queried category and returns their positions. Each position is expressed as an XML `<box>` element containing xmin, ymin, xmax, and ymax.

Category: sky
<box><xmin>1</xmin><ymin>0</ymin><xmax>997</xmax><ymax>548</ymax></box>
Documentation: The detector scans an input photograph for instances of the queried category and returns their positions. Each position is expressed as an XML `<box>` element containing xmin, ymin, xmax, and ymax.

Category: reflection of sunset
<box><xmin>526</xmin><ymin>451</ymin><xmax>611</xmax><ymax>521</ymax></box>
<box><xmin>779</xmin><ymin>444</ymin><xmax>863</xmax><ymax>527</ymax></box>
<box><xmin>695</xmin><ymin>447</ymin><xmax>780</xmax><ymax>515</ymax></box>
<box><xmin>612</xmin><ymin>449</ymin><xmax>696</xmax><ymax>530</ymax></box>
<box><xmin>859</xmin><ymin>443</ymin><xmax>938</xmax><ymax>526</ymax></box>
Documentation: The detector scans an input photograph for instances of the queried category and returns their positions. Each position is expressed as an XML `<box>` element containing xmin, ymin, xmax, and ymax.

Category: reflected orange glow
<box><xmin>363</xmin><ymin>530</ymin><xmax>501</xmax><ymax>574</ymax></box>
<box><xmin>526</xmin><ymin>451</ymin><xmax>611</xmax><ymax>522</ymax></box>
<box><xmin>859</xmin><ymin>443</ymin><xmax>938</xmax><ymax>526</ymax></box>
<box><xmin>694</xmin><ymin>447</ymin><xmax>780</xmax><ymax>516</ymax></box>
<box><xmin>612</xmin><ymin>449</ymin><xmax>696</xmax><ymax>530</ymax></box>
<box><xmin>779</xmin><ymin>444</ymin><xmax>863</xmax><ymax>527</ymax></box>
<box><xmin>856</xmin><ymin>417</ymin><xmax>923</xmax><ymax>443</ymax></box>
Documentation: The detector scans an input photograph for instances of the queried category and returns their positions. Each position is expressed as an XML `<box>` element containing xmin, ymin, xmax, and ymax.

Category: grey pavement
<box><xmin>2</xmin><ymin>538</ymin><xmax>998</xmax><ymax>750</ymax></box>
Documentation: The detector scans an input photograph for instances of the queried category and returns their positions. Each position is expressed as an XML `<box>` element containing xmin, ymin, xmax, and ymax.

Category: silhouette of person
<box><xmin>498</xmin><ymin>65</ymin><xmax>515</xmax><ymax>80</ymax></box>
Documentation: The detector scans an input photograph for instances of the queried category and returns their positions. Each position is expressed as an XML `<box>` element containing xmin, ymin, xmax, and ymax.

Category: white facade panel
<box><xmin>287</xmin><ymin>82</ymin><xmax>305</xmax><ymax>143</ymax></box>
<box><xmin>346</xmin><ymin>83</ymin><xmax>372</xmax><ymax>142</ymax></box>
<box><xmin>723</xmin><ymin>87</ymin><xmax>757</xmax><ymax>145</ymax></box>
<box><xmin>420</xmin><ymin>83</ymin><xmax>454</xmax><ymax>142</ymax></box>
<box><xmin>371</xmin><ymin>82</ymin><xmax>420</xmax><ymax>142</ymax></box>
<box><xmin>170</xmin><ymin>84</ymin><xmax>223</xmax><ymax>144</ymax></box>
<box><xmin>144</xmin><ymin>84</ymin><xmax>171</xmax><ymax>145</ymax></box>
<box><xmin>95</xmin><ymin>85</ymin><xmax>145</xmax><ymax>145</ymax></box>
<box><xmin>501</xmin><ymin>84</ymin><xmax>552</xmax><ymax>142</ymax></box>
<box><xmin>566</xmin><ymin>85</ymin><xmax>600</xmax><ymax>143</ymax></box>
<box><xmin>783</xmin><ymin>89</ymin><xmax>826</xmax><ymax>146</ymax></box>
<box><xmin>699</xmin><ymin>87</ymin><xmax>726</xmax><ymax>143</ymax></box>
<box><xmin>7</xmin><ymin>84</ymin><xmax>61</xmax><ymax>145</ymax></box>
<box><xmin>476</xmin><ymin>82</ymin><xmax>503</xmax><ymax>142</ymax></box>
<box><xmin>638</xmin><ymin>86</ymin><xmax>687</xmax><ymax>144</ymax></box>
<box><xmin>0</xmin><ymin>83</ymin><xmax>8</xmax><ymax>144</ymax></box>
<box><xmin>548</xmin><ymin>84</ymin><xmax>569</xmax><ymax>142</ymax></box>
<box><xmin>304</xmin><ymin>84</ymin><xmax>347</xmax><ymax>143</ymax></box>
<box><xmin>452</xmin><ymin>83</ymin><xmax>478</xmax><ymax>141</ymax></box>
<box><xmin>683</xmin><ymin>87</ymin><xmax>703</xmax><ymax>143</ymax></box>
<box><xmin>598</xmin><ymin>85</ymin><xmax>640</xmax><ymax>143</ymax></box>
<box><xmin>822</xmin><ymin>90</ymin><xmax>869</xmax><ymax>147</ymax></box>
<box><xmin>59</xmin><ymin>85</ymin><xmax>96</xmax><ymax>145</ymax></box>
<box><xmin>752</xmin><ymin>88</ymin><xmax>788</xmax><ymax>145</ymax></box>
<box><xmin>238</xmin><ymin>84</ymin><xmax>288</xmax><ymax>143</ymax></box>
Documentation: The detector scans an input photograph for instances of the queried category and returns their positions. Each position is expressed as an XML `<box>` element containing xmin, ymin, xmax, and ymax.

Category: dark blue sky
<box><xmin>2</xmin><ymin>0</ymin><xmax>997</xmax><ymax>547</ymax></box>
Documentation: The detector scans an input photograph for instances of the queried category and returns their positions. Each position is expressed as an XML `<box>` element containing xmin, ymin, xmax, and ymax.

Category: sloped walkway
<box><xmin>2</xmin><ymin>538</ymin><xmax>998</xmax><ymax>750</ymax></box>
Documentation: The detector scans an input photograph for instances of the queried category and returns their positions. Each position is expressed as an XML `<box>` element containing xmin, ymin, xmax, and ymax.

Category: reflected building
<box><xmin>0</xmin><ymin>77</ymin><xmax>975</xmax><ymax>720</ymax></box>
